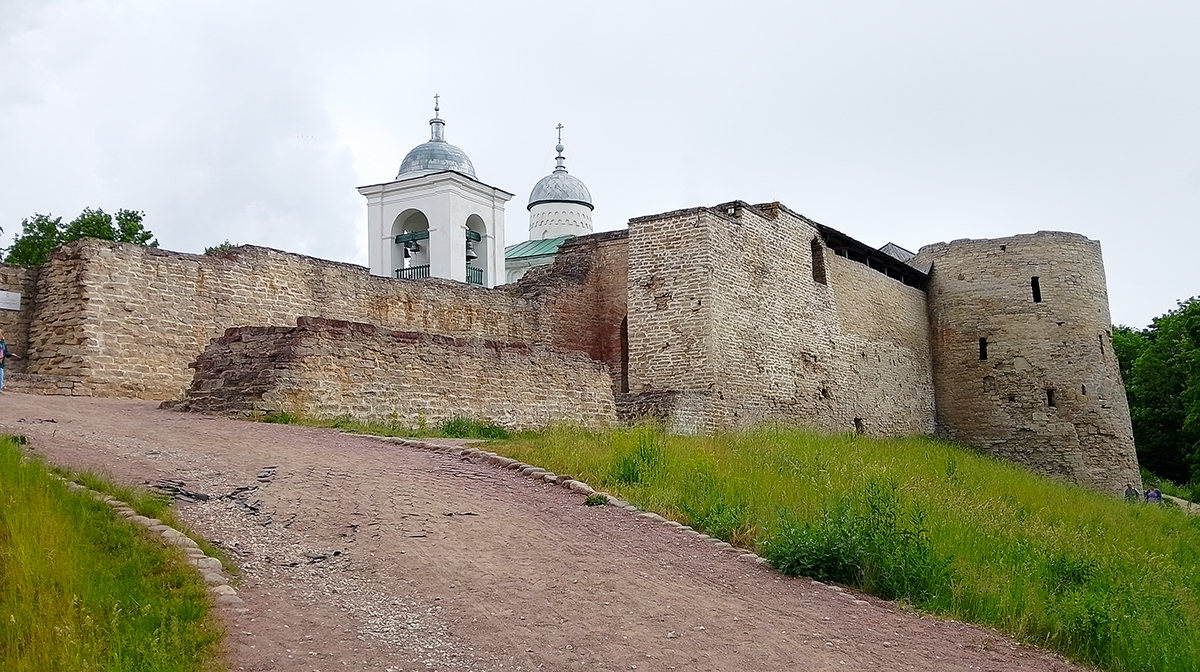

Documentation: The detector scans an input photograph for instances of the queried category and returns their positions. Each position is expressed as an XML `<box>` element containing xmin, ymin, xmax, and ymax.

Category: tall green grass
<box><xmin>494</xmin><ymin>425</ymin><xmax>1200</xmax><ymax>672</ymax></box>
<box><xmin>262</xmin><ymin>411</ymin><xmax>511</xmax><ymax>440</ymax></box>
<box><xmin>0</xmin><ymin>437</ymin><xmax>224</xmax><ymax>672</ymax></box>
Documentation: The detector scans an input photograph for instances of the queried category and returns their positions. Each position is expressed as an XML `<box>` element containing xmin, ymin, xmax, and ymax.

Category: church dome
<box><xmin>396</xmin><ymin>101</ymin><xmax>476</xmax><ymax>179</ymax></box>
<box><xmin>527</xmin><ymin>134</ymin><xmax>593</xmax><ymax>210</ymax></box>
<box><xmin>528</xmin><ymin>171</ymin><xmax>593</xmax><ymax>210</ymax></box>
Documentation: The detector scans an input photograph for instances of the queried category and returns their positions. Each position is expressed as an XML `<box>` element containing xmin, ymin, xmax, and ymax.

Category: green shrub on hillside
<box><xmin>762</xmin><ymin>480</ymin><xmax>954</xmax><ymax>605</ymax></box>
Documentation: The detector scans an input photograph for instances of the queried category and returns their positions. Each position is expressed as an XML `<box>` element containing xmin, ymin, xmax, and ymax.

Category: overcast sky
<box><xmin>1</xmin><ymin>1</ymin><xmax>1196</xmax><ymax>328</ymax></box>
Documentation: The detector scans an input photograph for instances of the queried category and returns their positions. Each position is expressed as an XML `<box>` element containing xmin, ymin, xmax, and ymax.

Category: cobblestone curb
<box><xmin>57</xmin><ymin>477</ymin><xmax>244</xmax><ymax>607</ymax></box>
<box><xmin>361</xmin><ymin>435</ymin><xmax>774</xmax><ymax>568</ymax></box>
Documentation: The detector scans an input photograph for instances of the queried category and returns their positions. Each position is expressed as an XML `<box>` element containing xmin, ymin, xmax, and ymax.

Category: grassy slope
<box><xmin>489</xmin><ymin>425</ymin><xmax>1200</xmax><ymax>672</ymax></box>
<box><xmin>0</xmin><ymin>437</ymin><xmax>223</xmax><ymax>672</ymax></box>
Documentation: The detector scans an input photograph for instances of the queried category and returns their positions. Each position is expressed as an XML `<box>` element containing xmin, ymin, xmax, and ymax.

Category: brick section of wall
<box><xmin>623</xmin><ymin>202</ymin><xmax>935</xmax><ymax>435</ymax></box>
<box><xmin>25</xmin><ymin>239</ymin><xmax>539</xmax><ymax>400</ymax></box>
<box><xmin>514</xmin><ymin>230</ymin><xmax>630</xmax><ymax>393</ymax></box>
<box><xmin>0</xmin><ymin>263</ymin><xmax>39</xmax><ymax>375</ymax></box>
<box><xmin>176</xmin><ymin>317</ymin><xmax>617</xmax><ymax>430</ymax></box>
<box><xmin>916</xmin><ymin>232</ymin><xmax>1139</xmax><ymax>493</ymax></box>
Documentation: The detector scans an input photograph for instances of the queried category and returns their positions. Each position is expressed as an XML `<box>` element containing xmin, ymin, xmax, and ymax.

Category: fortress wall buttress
<box><xmin>916</xmin><ymin>232</ymin><xmax>1139</xmax><ymax>493</ymax></box>
<box><xmin>25</xmin><ymin>238</ymin><xmax>539</xmax><ymax>400</ymax></box>
<box><xmin>24</xmin><ymin>244</ymin><xmax>96</xmax><ymax>390</ymax></box>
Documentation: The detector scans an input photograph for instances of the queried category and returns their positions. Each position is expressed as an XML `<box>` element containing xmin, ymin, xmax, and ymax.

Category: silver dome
<box><xmin>397</xmin><ymin>141</ymin><xmax>476</xmax><ymax>178</ymax></box>
<box><xmin>528</xmin><ymin>171</ymin><xmax>593</xmax><ymax>210</ymax></box>
<box><xmin>396</xmin><ymin>111</ymin><xmax>476</xmax><ymax>179</ymax></box>
<box><xmin>527</xmin><ymin>132</ymin><xmax>593</xmax><ymax>210</ymax></box>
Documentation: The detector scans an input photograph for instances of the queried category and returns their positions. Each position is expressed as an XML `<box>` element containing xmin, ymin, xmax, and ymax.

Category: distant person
<box><xmin>1148</xmin><ymin>486</ymin><xmax>1164</xmax><ymax>504</ymax></box>
<box><xmin>0</xmin><ymin>329</ymin><xmax>20</xmax><ymax>392</ymax></box>
<box><xmin>1125</xmin><ymin>483</ymin><xmax>1141</xmax><ymax>502</ymax></box>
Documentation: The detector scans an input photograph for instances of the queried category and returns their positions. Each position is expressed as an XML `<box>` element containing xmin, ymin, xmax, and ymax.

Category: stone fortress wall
<box><xmin>513</xmin><ymin>230</ymin><xmax>630</xmax><ymax>394</ymax></box>
<box><xmin>0</xmin><ymin>264</ymin><xmax>38</xmax><ymax>377</ymax></box>
<box><xmin>914</xmin><ymin>233</ymin><xmax>1140</xmax><ymax>491</ymax></box>
<box><xmin>176</xmin><ymin>317</ymin><xmax>617</xmax><ymax>430</ymax></box>
<box><xmin>623</xmin><ymin>202</ymin><xmax>935</xmax><ymax>434</ymax></box>
<box><xmin>17</xmin><ymin>239</ymin><xmax>537</xmax><ymax>399</ymax></box>
<box><xmin>0</xmin><ymin>203</ymin><xmax>1141</xmax><ymax>493</ymax></box>
<box><xmin>728</xmin><ymin>203</ymin><xmax>934</xmax><ymax>434</ymax></box>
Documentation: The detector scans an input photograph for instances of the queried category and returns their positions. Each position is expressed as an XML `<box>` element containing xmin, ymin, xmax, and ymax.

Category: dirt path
<box><xmin>1</xmin><ymin>393</ymin><xmax>1092</xmax><ymax>672</ymax></box>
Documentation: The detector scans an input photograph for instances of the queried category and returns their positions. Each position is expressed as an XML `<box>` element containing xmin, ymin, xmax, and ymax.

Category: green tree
<box><xmin>5</xmin><ymin>213</ymin><xmax>65</xmax><ymax>266</ymax></box>
<box><xmin>114</xmin><ymin>209</ymin><xmax>157</xmax><ymax>246</ymax></box>
<box><xmin>5</xmin><ymin>207</ymin><xmax>158</xmax><ymax>266</ymax></box>
<box><xmin>1115</xmin><ymin>298</ymin><xmax>1200</xmax><ymax>485</ymax></box>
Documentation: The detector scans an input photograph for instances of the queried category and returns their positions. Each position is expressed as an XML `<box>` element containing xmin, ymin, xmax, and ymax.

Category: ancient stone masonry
<box><xmin>0</xmin><ymin>263</ymin><xmax>38</xmax><ymax>375</ymax></box>
<box><xmin>624</xmin><ymin>201</ymin><xmax>935</xmax><ymax>436</ymax></box>
<box><xmin>14</xmin><ymin>239</ymin><xmax>537</xmax><ymax>399</ymax></box>
<box><xmin>914</xmin><ymin>232</ymin><xmax>1140</xmax><ymax>491</ymax></box>
<box><xmin>174</xmin><ymin>317</ymin><xmax>617</xmax><ymax>430</ymax></box>
<box><xmin>513</xmin><ymin>230</ymin><xmax>629</xmax><ymax>393</ymax></box>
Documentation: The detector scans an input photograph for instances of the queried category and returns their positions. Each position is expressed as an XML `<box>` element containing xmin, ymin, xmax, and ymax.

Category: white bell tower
<box><xmin>358</xmin><ymin>96</ymin><xmax>512</xmax><ymax>288</ymax></box>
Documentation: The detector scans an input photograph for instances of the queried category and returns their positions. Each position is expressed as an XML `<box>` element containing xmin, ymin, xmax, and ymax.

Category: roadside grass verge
<box><xmin>261</xmin><ymin>411</ymin><xmax>514</xmax><ymax>440</ymax></box>
<box><xmin>62</xmin><ymin>470</ymin><xmax>234</xmax><ymax>573</ymax></box>
<box><xmin>0</xmin><ymin>436</ymin><xmax>224</xmax><ymax>671</ymax></box>
<box><xmin>495</xmin><ymin>424</ymin><xmax>1200</xmax><ymax>672</ymax></box>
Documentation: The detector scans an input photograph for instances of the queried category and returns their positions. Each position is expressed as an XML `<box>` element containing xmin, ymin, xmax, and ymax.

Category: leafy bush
<box><xmin>5</xmin><ymin>208</ymin><xmax>157</xmax><ymax>266</ymax></box>
<box><xmin>203</xmin><ymin>240</ymin><xmax>238</xmax><ymax>256</ymax></box>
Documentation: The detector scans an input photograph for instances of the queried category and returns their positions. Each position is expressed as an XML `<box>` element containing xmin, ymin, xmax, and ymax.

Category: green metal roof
<box><xmin>504</xmin><ymin>235</ymin><xmax>574</xmax><ymax>261</ymax></box>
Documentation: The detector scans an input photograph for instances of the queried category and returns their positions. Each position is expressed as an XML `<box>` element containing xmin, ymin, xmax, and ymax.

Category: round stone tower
<box><xmin>915</xmin><ymin>232</ymin><xmax>1139</xmax><ymax>494</ymax></box>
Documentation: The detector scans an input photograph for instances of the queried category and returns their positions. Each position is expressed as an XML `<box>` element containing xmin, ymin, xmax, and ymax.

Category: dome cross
<box><xmin>554</xmin><ymin>123</ymin><xmax>567</xmax><ymax>173</ymax></box>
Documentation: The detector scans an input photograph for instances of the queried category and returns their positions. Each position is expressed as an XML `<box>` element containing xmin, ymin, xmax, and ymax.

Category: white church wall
<box><xmin>529</xmin><ymin>201</ymin><xmax>592</xmax><ymax>240</ymax></box>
